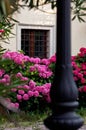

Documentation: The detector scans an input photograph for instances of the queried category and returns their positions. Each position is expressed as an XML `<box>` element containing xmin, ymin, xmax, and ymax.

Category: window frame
<box><xmin>17</xmin><ymin>24</ymin><xmax>55</xmax><ymax>58</ymax></box>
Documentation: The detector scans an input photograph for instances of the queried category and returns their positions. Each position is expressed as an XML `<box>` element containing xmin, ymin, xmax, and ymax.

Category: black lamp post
<box><xmin>44</xmin><ymin>0</ymin><xmax>84</xmax><ymax>130</ymax></box>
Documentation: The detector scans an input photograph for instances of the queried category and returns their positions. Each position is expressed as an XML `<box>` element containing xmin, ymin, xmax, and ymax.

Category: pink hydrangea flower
<box><xmin>44</xmin><ymin>94</ymin><xmax>51</xmax><ymax>103</ymax></box>
<box><xmin>82</xmin><ymin>86</ymin><xmax>86</xmax><ymax>92</ymax></box>
<box><xmin>0</xmin><ymin>78</ymin><xmax>7</xmax><ymax>83</ymax></box>
<box><xmin>21</xmin><ymin>77</ymin><xmax>28</xmax><ymax>81</ymax></box>
<box><xmin>34</xmin><ymin>58</ymin><xmax>41</xmax><ymax>64</ymax></box>
<box><xmin>0</xmin><ymin>69</ymin><xmax>5</xmax><ymax>77</ymax></box>
<box><xmin>81</xmin><ymin>78</ymin><xmax>85</xmax><ymax>84</ymax></box>
<box><xmin>33</xmin><ymin>91</ymin><xmax>39</xmax><ymax>97</ymax></box>
<box><xmin>30</xmin><ymin>57</ymin><xmax>41</xmax><ymax>64</ymax></box>
<box><xmin>49</xmin><ymin>54</ymin><xmax>56</xmax><ymax>63</ymax></box>
<box><xmin>18</xmin><ymin>90</ymin><xmax>25</xmax><ymax>95</ymax></box>
<box><xmin>80</xmin><ymin>47</ymin><xmax>86</xmax><ymax>53</ymax></box>
<box><xmin>17</xmin><ymin>85</ymin><xmax>23</xmax><ymax>89</ymax></box>
<box><xmin>81</xmin><ymin>64</ymin><xmax>86</xmax><ymax>70</ymax></box>
<box><xmin>9</xmin><ymin>103</ymin><xmax>15</xmax><ymax>108</ymax></box>
<box><xmin>2</xmin><ymin>51</ymin><xmax>11</xmax><ymax>59</ymax></box>
<box><xmin>23</xmin><ymin>94</ymin><xmax>29</xmax><ymax>100</ymax></box>
<box><xmin>78</xmin><ymin>73</ymin><xmax>83</xmax><ymax>79</ymax></box>
<box><xmin>11</xmin><ymin>88</ymin><xmax>17</xmax><ymax>92</ymax></box>
<box><xmin>17</xmin><ymin>94</ymin><xmax>22</xmax><ymax>100</ymax></box>
<box><xmin>29</xmin><ymin>80</ymin><xmax>36</xmax><ymax>89</ymax></box>
<box><xmin>83</xmin><ymin>71</ymin><xmax>86</xmax><ymax>75</ymax></box>
<box><xmin>15</xmin><ymin>102</ymin><xmax>19</xmax><ymax>108</ymax></box>
<box><xmin>28</xmin><ymin>91</ymin><xmax>34</xmax><ymax>97</ymax></box>
<box><xmin>16</xmin><ymin>72</ymin><xmax>22</xmax><ymax>78</ymax></box>
<box><xmin>14</xmin><ymin>57</ymin><xmax>23</xmax><ymax>65</ymax></box>
<box><xmin>4</xmin><ymin>74</ymin><xmax>10</xmax><ymax>82</ymax></box>
<box><xmin>34</xmin><ymin>86</ymin><xmax>43</xmax><ymax>92</ymax></box>
<box><xmin>41</xmin><ymin>58</ymin><xmax>50</xmax><ymax>65</ymax></box>
<box><xmin>22</xmin><ymin>56</ymin><xmax>30</xmax><ymax>62</ymax></box>
<box><xmin>23</xmin><ymin>85</ymin><xmax>30</xmax><ymax>90</ymax></box>
<box><xmin>29</xmin><ymin>66</ymin><xmax>36</xmax><ymax>72</ymax></box>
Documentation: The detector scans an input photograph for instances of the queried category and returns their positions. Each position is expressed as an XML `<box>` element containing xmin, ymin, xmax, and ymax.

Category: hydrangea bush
<box><xmin>50</xmin><ymin>47</ymin><xmax>86</xmax><ymax>108</ymax></box>
<box><xmin>0</xmin><ymin>47</ymin><xmax>86</xmax><ymax>112</ymax></box>
<box><xmin>71</xmin><ymin>47</ymin><xmax>86</xmax><ymax>108</ymax></box>
<box><xmin>0</xmin><ymin>51</ymin><xmax>54</xmax><ymax>112</ymax></box>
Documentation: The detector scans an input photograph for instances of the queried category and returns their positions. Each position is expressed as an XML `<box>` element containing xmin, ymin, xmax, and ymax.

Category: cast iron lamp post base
<box><xmin>44</xmin><ymin>110</ymin><xmax>83</xmax><ymax>130</ymax></box>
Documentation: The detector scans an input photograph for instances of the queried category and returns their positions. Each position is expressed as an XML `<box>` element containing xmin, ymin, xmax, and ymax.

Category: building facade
<box><xmin>2</xmin><ymin>3</ymin><xmax>86</xmax><ymax>58</ymax></box>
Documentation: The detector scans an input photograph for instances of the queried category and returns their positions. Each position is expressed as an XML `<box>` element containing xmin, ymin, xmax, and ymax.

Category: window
<box><xmin>21</xmin><ymin>29</ymin><xmax>49</xmax><ymax>58</ymax></box>
<box><xmin>17</xmin><ymin>24</ymin><xmax>55</xmax><ymax>58</ymax></box>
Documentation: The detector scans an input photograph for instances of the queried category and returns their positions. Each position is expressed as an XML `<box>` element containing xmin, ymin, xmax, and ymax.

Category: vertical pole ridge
<box><xmin>57</xmin><ymin>0</ymin><xmax>71</xmax><ymax>64</ymax></box>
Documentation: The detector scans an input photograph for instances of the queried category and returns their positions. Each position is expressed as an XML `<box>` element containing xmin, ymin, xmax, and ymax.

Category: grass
<box><xmin>0</xmin><ymin>108</ymin><xmax>51</xmax><ymax>128</ymax></box>
<box><xmin>0</xmin><ymin>107</ymin><xmax>86</xmax><ymax>129</ymax></box>
<box><xmin>76</xmin><ymin>107</ymin><xmax>86</xmax><ymax>124</ymax></box>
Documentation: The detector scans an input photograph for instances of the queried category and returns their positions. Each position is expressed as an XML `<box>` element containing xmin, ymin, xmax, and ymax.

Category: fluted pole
<box><xmin>44</xmin><ymin>0</ymin><xmax>84</xmax><ymax>130</ymax></box>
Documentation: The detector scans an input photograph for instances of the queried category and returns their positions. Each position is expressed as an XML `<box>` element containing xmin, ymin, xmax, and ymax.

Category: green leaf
<box><xmin>72</xmin><ymin>15</ymin><xmax>76</xmax><ymax>21</ymax></box>
<box><xmin>78</xmin><ymin>15</ymin><xmax>85</xmax><ymax>22</ymax></box>
<box><xmin>29</xmin><ymin>0</ymin><xmax>34</xmax><ymax>8</ymax></box>
<box><xmin>80</xmin><ymin>7</ymin><xmax>86</xmax><ymax>11</ymax></box>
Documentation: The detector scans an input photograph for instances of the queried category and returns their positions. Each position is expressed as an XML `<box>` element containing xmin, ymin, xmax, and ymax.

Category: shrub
<box><xmin>0</xmin><ymin>47</ymin><xmax>86</xmax><ymax>112</ymax></box>
<box><xmin>0</xmin><ymin>51</ymin><xmax>53</xmax><ymax>112</ymax></box>
<box><xmin>49</xmin><ymin>47</ymin><xmax>86</xmax><ymax>108</ymax></box>
<box><xmin>71</xmin><ymin>47</ymin><xmax>86</xmax><ymax>108</ymax></box>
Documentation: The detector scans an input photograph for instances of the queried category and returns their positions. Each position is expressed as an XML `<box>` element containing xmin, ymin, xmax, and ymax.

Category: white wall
<box><xmin>2</xmin><ymin>4</ymin><xmax>86</xmax><ymax>56</ymax></box>
<box><xmin>71</xmin><ymin>17</ymin><xmax>86</xmax><ymax>55</ymax></box>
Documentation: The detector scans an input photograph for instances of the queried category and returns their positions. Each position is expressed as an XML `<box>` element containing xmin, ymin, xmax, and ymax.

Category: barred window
<box><xmin>21</xmin><ymin>29</ymin><xmax>49</xmax><ymax>58</ymax></box>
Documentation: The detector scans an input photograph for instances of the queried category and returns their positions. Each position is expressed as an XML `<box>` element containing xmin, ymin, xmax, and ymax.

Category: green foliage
<box><xmin>0</xmin><ymin>46</ymin><xmax>6</xmax><ymax>55</ymax></box>
<box><xmin>21</xmin><ymin>0</ymin><xmax>86</xmax><ymax>22</ymax></box>
<box><xmin>71</xmin><ymin>0</ymin><xmax>86</xmax><ymax>22</ymax></box>
<box><xmin>0</xmin><ymin>0</ymin><xmax>19</xmax><ymax>19</ymax></box>
<box><xmin>76</xmin><ymin>107</ymin><xmax>86</xmax><ymax>123</ymax></box>
<box><xmin>0</xmin><ymin>107</ymin><xmax>51</xmax><ymax>128</ymax></box>
<box><xmin>0</xmin><ymin>17</ymin><xmax>15</xmax><ymax>42</ymax></box>
<box><xmin>0</xmin><ymin>0</ymin><xmax>86</xmax><ymax>22</ymax></box>
<box><xmin>19</xmin><ymin>96</ymin><xmax>50</xmax><ymax>112</ymax></box>
<box><xmin>0</xmin><ymin>55</ymin><xmax>28</xmax><ymax>97</ymax></box>
<box><xmin>0</xmin><ymin>0</ymin><xmax>19</xmax><ymax>43</ymax></box>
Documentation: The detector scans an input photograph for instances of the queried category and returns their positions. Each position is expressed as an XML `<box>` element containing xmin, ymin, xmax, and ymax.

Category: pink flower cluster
<box><xmin>79</xmin><ymin>86</ymin><xmax>86</xmax><ymax>93</ymax></box>
<box><xmin>0</xmin><ymin>69</ymin><xmax>5</xmax><ymax>77</ymax></box>
<box><xmin>14</xmin><ymin>80</ymin><xmax>51</xmax><ymax>103</ymax></box>
<box><xmin>2</xmin><ymin>49</ymin><xmax>86</xmax><ymax>109</ymax></box>
<box><xmin>30</xmin><ymin>64</ymin><xmax>53</xmax><ymax>78</ymax></box>
<box><xmin>16</xmin><ymin>72</ymin><xmax>28</xmax><ymax>81</ymax></box>
<box><xmin>0</xmin><ymin>69</ymin><xmax>10</xmax><ymax>85</ymax></box>
<box><xmin>49</xmin><ymin>54</ymin><xmax>56</xmax><ymax>64</ymax></box>
<box><xmin>0</xmin><ymin>50</ymin><xmax>54</xmax><ymax>111</ymax></box>
<box><xmin>2</xmin><ymin>51</ymin><xmax>30</xmax><ymax>65</ymax></box>
<box><xmin>2</xmin><ymin>51</ymin><xmax>56</xmax><ymax>66</ymax></box>
<box><xmin>0</xmin><ymin>70</ymin><xmax>28</xmax><ymax>86</ymax></box>
<box><xmin>5</xmin><ymin>98</ymin><xmax>19</xmax><ymax>109</ymax></box>
<box><xmin>72</xmin><ymin>47</ymin><xmax>86</xmax><ymax>93</ymax></box>
<box><xmin>78</xmin><ymin>47</ymin><xmax>86</xmax><ymax>57</ymax></box>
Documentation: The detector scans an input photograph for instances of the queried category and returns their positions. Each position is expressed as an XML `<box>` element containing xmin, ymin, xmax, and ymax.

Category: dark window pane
<box><xmin>21</xmin><ymin>29</ymin><xmax>49</xmax><ymax>58</ymax></box>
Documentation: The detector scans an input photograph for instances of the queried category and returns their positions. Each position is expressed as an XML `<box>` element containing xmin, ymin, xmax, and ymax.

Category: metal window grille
<box><xmin>21</xmin><ymin>29</ymin><xmax>49</xmax><ymax>58</ymax></box>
